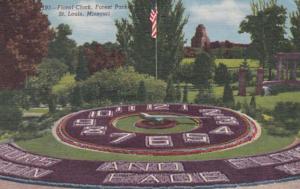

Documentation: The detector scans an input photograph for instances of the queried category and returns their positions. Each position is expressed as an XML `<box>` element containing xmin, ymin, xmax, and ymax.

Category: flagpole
<box><xmin>155</xmin><ymin>0</ymin><xmax>158</xmax><ymax>80</ymax></box>
<box><xmin>155</xmin><ymin>31</ymin><xmax>158</xmax><ymax>80</ymax></box>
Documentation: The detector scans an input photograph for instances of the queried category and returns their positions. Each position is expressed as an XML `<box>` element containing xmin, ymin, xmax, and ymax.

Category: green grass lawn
<box><xmin>16</xmin><ymin>127</ymin><xmax>295</xmax><ymax>162</ymax></box>
<box><xmin>235</xmin><ymin>91</ymin><xmax>300</xmax><ymax>110</ymax></box>
<box><xmin>182</xmin><ymin>58</ymin><xmax>260</xmax><ymax>69</ymax></box>
<box><xmin>187</xmin><ymin>85</ymin><xmax>300</xmax><ymax>110</ymax></box>
<box><xmin>215</xmin><ymin>59</ymin><xmax>260</xmax><ymax>69</ymax></box>
<box><xmin>114</xmin><ymin>115</ymin><xmax>198</xmax><ymax>134</ymax></box>
<box><xmin>24</xmin><ymin>108</ymin><xmax>49</xmax><ymax>114</ymax></box>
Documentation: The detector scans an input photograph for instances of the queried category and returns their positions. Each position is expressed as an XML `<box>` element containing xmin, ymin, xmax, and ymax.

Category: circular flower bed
<box><xmin>55</xmin><ymin>104</ymin><xmax>260</xmax><ymax>155</ymax></box>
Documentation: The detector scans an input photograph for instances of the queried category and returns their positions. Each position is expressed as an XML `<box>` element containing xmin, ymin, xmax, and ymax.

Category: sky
<box><xmin>42</xmin><ymin>0</ymin><xmax>298</xmax><ymax>46</ymax></box>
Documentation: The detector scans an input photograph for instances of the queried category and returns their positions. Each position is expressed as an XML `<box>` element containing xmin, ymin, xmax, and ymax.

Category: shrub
<box><xmin>0</xmin><ymin>91</ymin><xmax>22</xmax><ymax>131</ymax></box>
<box><xmin>79</xmin><ymin>67</ymin><xmax>166</xmax><ymax>104</ymax></box>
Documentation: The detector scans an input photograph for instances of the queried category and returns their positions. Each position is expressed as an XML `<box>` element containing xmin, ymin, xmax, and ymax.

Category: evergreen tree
<box><xmin>195</xmin><ymin>88</ymin><xmax>216</xmax><ymax>105</ymax></box>
<box><xmin>235</xmin><ymin>101</ymin><xmax>242</xmax><ymax>110</ymax></box>
<box><xmin>191</xmin><ymin>52</ymin><xmax>214</xmax><ymax>90</ymax></box>
<box><xmin>214</xmin><ymin>63</ymin><xmax>230</xmax><ymax>85</ymax></box>
<box><xmin>164</xmin><ymin>78</ymin><xmax>176</xmax><ymax>102</ymax></box>
<box><xmin>116</xmin><ymin>0</ymin><xmax>188</xmax><ymax>80</ymax></box>
<box><xmin>70</xmin><ymin>85</ymin><xmax>82</xmax><ymax>108</ymax></box>
<box><xmin>137</xmin><ymin>80</ymin><xmax>147</xmax><ymax>102</ymax></box>
<box><xmin>75</xmin><ymin>48</ymin><xmax>90</xmax><ymax>81</ymax></box>
<box><xmin>250</xmin><ymin>95</ymin><xmax>257</xmax><ymax>109</ymax></box>
<box><xmin>48</xmin><ymin>24</ymin><xmax>77</xmax><ymax>73</ymax></box>
<box><xmin>115</xmin><ymin>19</ymin><xmax>133</xmax><ymax>66</ymax></box>
<box><xmin>175</xmin><ymin>84</ymin><xmax>182</xmax><ymax>102</ymax></box>
<box><xmin>291</xmin><ymin>0</ymin><xmax>300</xmax><ymax>50</ymax></box>
<box><xmin>222</xmin><ymin>81</ymin><xmax>234</xmax><ymax>106</ymax></box>
<box><xmin>183</xmin><ymin>85</ymin><xmax>188</xmax><ymax>103</ymax></box>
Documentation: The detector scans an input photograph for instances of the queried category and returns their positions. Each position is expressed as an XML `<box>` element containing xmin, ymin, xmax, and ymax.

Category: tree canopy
<box><xmin>291</xmin><ymin>0</ymin><xmax>300</xmax><ymax>50</ymax></box>
<box><xmin>48</xmin><ymin>24</ymin><xmax>77</xmax><ymax>73</ymax></box>
<box><xmin>239</xmin><ymin>0</ymin><xmax>287</xmax><ymax>80</ymax></box>
<box><xmin>116</xmin><ymin>0</ymin><xmax>188</xmax><ymax>80</ymax></box>
<box><xmin>79</xmin><ymin>67</ymin><xmax>166</xmax><ymax>104</ymax></box>
<box><xmin>0</xmin><ymin>0</ymin><xmax>52</xmax><ymax>89</ymax></box>
<box><xmin>27</xmin><ymin>59</ymin><xmax>68</xmax><ymax>113</ymax></box>
<box><xmin>191</xmin><ymin>52</ymin><xmax>214</xmax><ymax>90</ymax></box>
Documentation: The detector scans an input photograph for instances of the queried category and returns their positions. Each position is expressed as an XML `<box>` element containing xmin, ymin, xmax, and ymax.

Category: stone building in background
<box><xmin>191</xmin><ymin>24</ymin><xmax>210</xmax><ymax>51</ymax></box>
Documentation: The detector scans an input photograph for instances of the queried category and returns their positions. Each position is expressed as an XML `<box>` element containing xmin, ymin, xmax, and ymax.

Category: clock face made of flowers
<box><xmin>56</xmin><ymin>104</ymin><xmax>259</xmax><ymax>155</ymax></box>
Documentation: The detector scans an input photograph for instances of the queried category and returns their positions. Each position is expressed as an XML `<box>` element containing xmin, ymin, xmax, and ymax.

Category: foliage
<box><xmin>164</xmin><ymin>78</ymin><xmax>176</xmax><ymax>102</ymax></box>
<box><xmin>115</xmin><ymin>19</ymin><xmax>133</xmax><ymax>66</ymax></box>
<box><xmin>194</xmin><ymin>89</ymin><xmax>219</xmax><ymax>105</ymax></box>
<box><xmin>222</xmin><ymin>82</ymin><xmax>234</xmax><ymax>107</ymax></box>
<box><xmin>182</xmin><ymin>85</ymin><xmax>188</xmax><ymax>103</ymax></box>
<box><xmin>26</xmin><ymin>59</ymin><xmax>68</xmax><ymax>113</ymax></box>
<box><xmin>48</xmin><ymin>24</ymin><xmax>77</xmax><ymax>73</ymax></box>
<box><xmin>0</xmin><ymin>91</ymin><xmax>22</xmax><ymax>131</ymax></box>
<box><xmin>137</xmin><ymin>80</ymin><xmax>147</xmax><ymax>103</ymax></box>
<box><xmin>268</xmin><ymin>84</ymin><xmax>300</xmax><ymax>95</ymax></box>
<box><xmin>70</xmin><ymin>85</ymin><xmax>82</xmax><ymax>108</ymax></box>
<box><xmin>241</xmin><ymin>61</ymin><xmax>254</xmax><ymax>85</ymax></box>
<box><xmin>291</xmin><ymin>0</ymin><xmax>300</xmax><ymax>50</ymax></box>
<box><xmin>52</xmin><ymin>73</ymin><xmax>75</xmax><ymax>107</ymax></box>
<box><xmin>215</xmin><ymin>63</ymin><xmax>230</xmax><ymax>85</ymax></box>
<box><xmin>0</xmin><ymin>0</ymin><xmax>52</xmax><ymax>89</ymax></box>
<box><xmin>175</xmin><ymin>84</ymin><xmax>182</xmax><ymax>102</ymax></box>
<box><xmin>83</xmin><ymin>42</ymin><xmax>124</xmax><ymax>74</ymax></box>
<box><xmin>176</xmin><ymin>63</ymin><xmax>194</xmax><ymax>84</ymax></box>
<box><xmin>239</xmin><ymin>0</ymin><xmax>287</xmax><ymax>80</ymax></box>
<box><xmin>191</xmin><ymin>52</ymin><xmax>214</xmax><ymax>90</ymax></box>
<box><xmin>75</xmin><ymin>48</ymin><xmax>90</xmax><ymax>81</ymax></box>
<box><xmin>116</xmin><ymin>0</ymin><xmax>188</xmax><ymax>80</ymax></box>
<box><xmin>79</xmin><ymin>67</ymin><xmax>166</xmax><ymax>104</ymax></box>
<box><xmin>241</xmin><ymin>99</ymin><xmax>259</xmax><ymax>118</ymax></box>
<box><xmin>250</xmin><ymin>95</ymin><xmax>257</xmax><ymax>109</ymax></box>
<box><xmin>270</xmin><ymin>102</ymin><xmax>300</xmax><ymax>135</ymax></box>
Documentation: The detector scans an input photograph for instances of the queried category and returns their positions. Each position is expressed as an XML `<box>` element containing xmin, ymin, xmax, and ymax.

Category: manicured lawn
<box><xmin>182</xmin><ymin>58</ymin><xmax>260</xmax><ymax>69</ymax></box>
<box><xmin>187</xmin><ymin>85</ymin><xmax>300</xmax><ymax>111</ymax></box>
<box><xmin>114</xmin><ymin>115</ymin><xmax>198</xmax><ymax>134</ymax></box>
<box><xmin>235</xmin><ymin>91</ymin><xmax>300</xmax><ymax>110</ymax></box>
<box><xmin>16</xmin><ymin>127</ymin><xmax>295</xmax><ymax>162</ymax></box>
<box><xmin>24</xmin><ymin>108</ymin><xmax>49</xmax><ymax>114</ymax></box>
<box><xmin>215</xmin><ymin>59</ymin><xmax>260</xmax><ymax>69</ymax></box>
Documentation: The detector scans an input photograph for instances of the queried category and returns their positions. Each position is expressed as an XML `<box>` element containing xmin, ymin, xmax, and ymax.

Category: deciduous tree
<box><xmin>83</xmin><ymin>42</ymin><xmax>124</xmax><ymax>74</ymax></box>
<box><xmin>27</xmin><ymin>59</ymin><xmax>68</xmax><ymax>113</ymax></box>
<box><xmin>291</xmin><ymin>0</ymin><xmax>300</xmax><ymax>50</ymax></box>
<box><xmin>240</xmin><ymin>0</ymin><xmax>287</xmax><ymax>80</ymax></box>
<box><xmin>0</xmin><ymin>0</ymin><xmax>52</xmax><ymax>89</ymax></box>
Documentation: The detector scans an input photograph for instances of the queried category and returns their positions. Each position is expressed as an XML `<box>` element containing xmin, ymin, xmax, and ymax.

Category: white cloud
<box><xmin>189</xmin><ymin>0</ymin><xmax>250</xmax><ymax>26</ymax></box>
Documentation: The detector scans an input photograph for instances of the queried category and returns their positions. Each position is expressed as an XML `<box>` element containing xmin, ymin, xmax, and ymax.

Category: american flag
<box><xmin>149</xmin><ymin>0</ymin><xmax>158</xmax><ymax>39</ymax></box>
